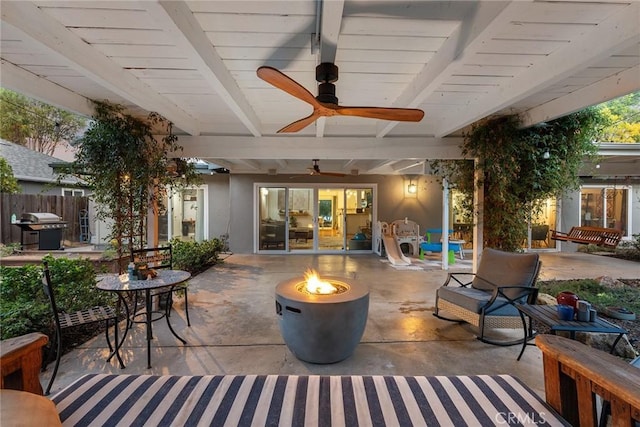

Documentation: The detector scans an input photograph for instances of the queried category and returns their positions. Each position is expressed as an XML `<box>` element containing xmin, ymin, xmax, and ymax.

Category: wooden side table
<box><xmin>1</xmin><ymin>332</ymin><xmax>48</xmax><ymax>395</ymax></box>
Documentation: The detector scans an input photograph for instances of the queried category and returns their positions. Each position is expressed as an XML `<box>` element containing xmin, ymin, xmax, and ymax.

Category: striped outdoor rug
<box><xmin>52</xmin><ymin>374</ymin><xmax>568</xmax><ymax>426</ymax></box>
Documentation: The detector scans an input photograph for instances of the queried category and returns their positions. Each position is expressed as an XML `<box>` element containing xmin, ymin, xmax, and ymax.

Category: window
<box><xmin>62</xmin><ymin>188</ymin><xmax>84</xmax><ymax>196</ymax></box>
<box><xmin>580</xmin><ymin>186</ymin><xmax>630</xmax><ymax>236</ymax></box>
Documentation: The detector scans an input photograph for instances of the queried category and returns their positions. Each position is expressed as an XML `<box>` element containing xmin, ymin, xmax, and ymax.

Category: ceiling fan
<box><xmin>307</xmin><ymin>159</ymin><xmax>346</xmax><ymax>177</ymax></box>
<box><xmin>257</xmin><ymin>63</ymin><xmax>425</xmax><ymax>133</ymax></box>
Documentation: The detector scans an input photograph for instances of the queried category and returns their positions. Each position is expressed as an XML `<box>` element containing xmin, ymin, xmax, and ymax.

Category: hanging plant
<box><xmin>62</xmin><ymin>101</ymin><xmax>200</xmax><ymax>263</ymax></box>
<box><xmin>429</xmin><ymin>108</ymin><xmax>606</xmax><ymax>251</ymax></box>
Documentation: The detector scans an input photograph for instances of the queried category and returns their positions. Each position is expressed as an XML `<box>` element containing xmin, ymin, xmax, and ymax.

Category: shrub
<box><xmin>538</xmin><ymin>279</ymin><xmax>640</xmax><ymax>314</ymax></box>
<box><xmin>170</xmin><ymin>238</ymin><xmax>224</xmax><ymax>274</ymax></box>
<box><xmin>0</xmin><ymin>256</ymin><xmax>109</xmax><ymax>342</ymax></box>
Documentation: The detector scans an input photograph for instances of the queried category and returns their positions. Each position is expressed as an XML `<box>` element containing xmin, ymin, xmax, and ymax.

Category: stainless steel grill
<box><xmin>15</xmin><ymin>212</ymin><xmax>67</xmax><ymax>250</ymax></box>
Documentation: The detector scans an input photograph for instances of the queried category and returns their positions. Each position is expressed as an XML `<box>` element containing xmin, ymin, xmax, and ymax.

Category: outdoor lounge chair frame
<box><xmin>41</xmin><ymin>261</ymin><xmax>125</xmax><ymax>395</ymax></box>
<box><xmin>434</xmin><ymin>249</ymin><xmax>541</xmax><ymax>347</ymax></box>
<box><xmin>130</xmin><ymin>245</ymin><xmax>191</xmax><ymax>327</ymax></box>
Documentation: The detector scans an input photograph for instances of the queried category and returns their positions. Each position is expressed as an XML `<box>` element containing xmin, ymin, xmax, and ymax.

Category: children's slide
<box><xmin>381</xmin><ymin>234</ymin><xmax>411</xmax><ymax>266</ymax></box>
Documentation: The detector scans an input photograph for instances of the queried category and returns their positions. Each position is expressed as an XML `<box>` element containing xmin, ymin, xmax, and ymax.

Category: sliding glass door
<box><xmin>318</xmin><ymin>188</ymin><xmax>345</xmax><ymax>251</ymax></box>
<box><xmin>258</xmin><ymin>187</ymin><xmax>287</xmax><ymax>251</ymax></box>
<box><xmin>288</xmin><ymin>188</ymin><xmax>314</xmax><ymax>252</ymax></box>
<box><xmin>345</xmin><ymin>188</ymin><xmax>373</xmax><ymax>251</ymax></box>
<box><xmin>256</xmin><ymin>184</ymin><xmax>375</xmax><ymax>253</ymax></box>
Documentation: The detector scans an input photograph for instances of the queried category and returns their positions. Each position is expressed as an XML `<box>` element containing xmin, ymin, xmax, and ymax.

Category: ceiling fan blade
<box><xmin>319</xmin><ymin>171</ymin><xmax>347</xmax><ymax>177</ymax></box>
<box><xmin>277</xmin><ymin>111</ymin><xmax>322</xmax><ymax>133</ymax></box>
<box><xmin>257</xmin><ymin>66</ymin><xmax>320</xmax><ymax>108</ymax></box>
<box><xmin>333</xmin><ymin>106</ymin><xmax>424</xmax><ymax>122</ymax></box>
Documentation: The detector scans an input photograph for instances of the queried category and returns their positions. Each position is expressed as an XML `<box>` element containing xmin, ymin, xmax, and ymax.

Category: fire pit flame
<box><xmin>303</xmin><ymin>268</ymin><xmax>337</xmax><ymax>295</ymax></box>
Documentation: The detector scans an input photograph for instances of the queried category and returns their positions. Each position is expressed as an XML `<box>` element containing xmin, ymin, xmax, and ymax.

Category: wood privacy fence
<box><xmin>1</xmin><ymin>194</ymin><xmax>89</xmax><ymax>245</ymax></box>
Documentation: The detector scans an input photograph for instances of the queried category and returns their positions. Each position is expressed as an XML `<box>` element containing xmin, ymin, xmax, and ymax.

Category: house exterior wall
<box><xmin>197</xmin><ymin>175</ymin><xmax>640</xmax><ymax>255</ymax></box>
<box><xmin>17</xmin><ymin>180</ymin><xmax>66</xmax><ymax>195</ymax></box>
<box><xmin>224</xmin><ymin>174</ymin><xmax>444</xmax><ymax>254</ymax></box>
<box><xmin>557</xmin><ymin>181</ymin><xmax>639</xmax><ymax>251</ymax></box>
<box><xmin>201</xmin><ymin>174</ymin><xmax>231</xmax><ymax>241</ymax></box>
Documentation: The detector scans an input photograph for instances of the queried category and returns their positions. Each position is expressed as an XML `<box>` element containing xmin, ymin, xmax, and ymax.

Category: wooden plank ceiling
<box><xmin>1</xmin><ymin>0</ymin><xmax>639</xmax><ymax>175</ymax></box>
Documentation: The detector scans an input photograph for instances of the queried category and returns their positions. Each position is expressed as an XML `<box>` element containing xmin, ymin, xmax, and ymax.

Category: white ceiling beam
<box><xmin>392</xmin><ymin>160</ymin><xmax>425</xmax><ymax>173</ymax></box>
<box><xmin>0</xmin><ymin>59</ymin><xmax>94</xmax><ymax>117</ymax></box>
<box><xmin>434</xmin><ymin>2</ymin><xmax>640</xmax><ymax>137</ymax></box>
<box><xmin>315</xmin><ymin>117</ymin><xmax>326</xmax><ymax>137</ymax></box>
<box><xmin>314</xmin><ymin>0</ymin><xmax>344</xmax><ymax>138</ymax></box>
<box><xmin>177</xmin><ymin>136</ymin><xmax>464</xmax><ymax>160</ymax></box>
<box><xmin>234</xmin><ymin>159</ymin><xmax>261</xmax><ymax>170</ymax></box>
<box><xmin>365</xmin><ymin>160</ymin><xmax>397</xmax><ymax>171</ymax></box>
<box><xmin>1</xmin><ymin>1</ymin><xmax>200</xmax><ymax>136</ymax></box>
<box><xmin>521</xmin><ymin>65</ymin><xmax>640</xmax><ymax>128</ymax></box>
<box><xmin>148</xmin><ymin>1</ymin><xmax>262</xmax><ymax>136</ymax></box>
<box><xmin>208</xmin><ymin>159</ymin><xmax>235</xmax><ymax>170</ymax></box>
<box><xmin>342</xmin><ymin>159</ymin><xmax>357</xmax><ymax>169</ymax></box>
<box><xmin>376</xmin><ymin>1</ymin><xmax>514</xmax><ymax>137</ymax></box>
<box><xmin>319</xmin><ymin>0</ymin><xmax>344</xmax><ymax>64</ymax></box>
<box><xmin>275</xmin><ymin>160</ymin><xmax>289</xmax><ymax>169</ymax></box>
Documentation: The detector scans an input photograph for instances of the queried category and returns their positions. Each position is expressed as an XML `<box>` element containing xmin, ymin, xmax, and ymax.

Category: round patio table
<box><xmin>97</xmin><ymin>270</ymin><xmax>190</xmax><ymax>368</ymax></box>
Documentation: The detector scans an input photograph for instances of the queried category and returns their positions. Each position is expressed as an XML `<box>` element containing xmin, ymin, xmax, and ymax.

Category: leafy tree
<box><xmin>0</xmin><ymin>157</ymin><xmax>20</xmax><ymax>194</ymax></box>
<box><xmin>598</xmin><ymin>92</ymin><xmax>640</xmax><ymax>142</ymax></box>
<box><xmin>429</xmin><ymin>109</ymin><xmax>606</xmax><ymax>251</ymax></box>
<box><xmin>0</xmin><ymin>88</ymin><xmax>86</xmax><ymax>155</ymax></box>
<box><xmin>62</xmin><ymin>101</ymin><xmax>200</xmax><ymax>264</ymax></box>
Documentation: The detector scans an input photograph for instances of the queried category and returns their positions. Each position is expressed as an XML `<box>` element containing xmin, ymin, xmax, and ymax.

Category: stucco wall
<box><xmin>203</xmin><ymin>174</ymin><xmax>640</xmax><ymax>254</ymax></box>
<box><xmin>558</xmin><ymin>183</ymin><xmax>639</xmax><ymax>251</ymax></box>
<box><xmin>200</xmin><ymin>174</ymin><xmax>231</xmax><ymax>241</ymax></box>
<box><xmin>17</xmin><ymin>180</ymin><xmax>64</xmax><ymax>195</ymax></box>
<box><xmin>223</xmin><ymin>174</ymin><xmax>445</xmax><ymax>254</ymax></box>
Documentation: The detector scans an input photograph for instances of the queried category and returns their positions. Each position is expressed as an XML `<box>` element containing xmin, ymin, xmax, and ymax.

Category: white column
<box><xmin>442</xmin><ymin>178</ymin><xmax>450</xmax><ymax>270</ymax></box>
<box><xmin>473</xmin><ymin>158</ymin><xmax>483</xmax><ymax>273</ymax></box>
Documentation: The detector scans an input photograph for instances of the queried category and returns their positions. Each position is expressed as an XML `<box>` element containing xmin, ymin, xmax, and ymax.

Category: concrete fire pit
<box><xmin>275</xmin><ymin>275</ymin><xmax>369</xmax><ymax>364</ymax></box>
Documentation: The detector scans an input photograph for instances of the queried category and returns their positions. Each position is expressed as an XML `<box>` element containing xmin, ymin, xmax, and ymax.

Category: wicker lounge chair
<box><xmin>434</xmin><ymin>248</ymin><xmax>541</xmax><ymax>345</ymax></box>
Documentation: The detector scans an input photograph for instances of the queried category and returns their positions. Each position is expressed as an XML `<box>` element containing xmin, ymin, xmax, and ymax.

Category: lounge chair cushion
<box><xmin>437</xmin><ymin>286</ymin><xmax>521</xmax><ymax>316</ymax></box>
<box><xmin>472</xmin><ymin>249</ymin><xmax>540</xmax><ymax>294</ymax></box>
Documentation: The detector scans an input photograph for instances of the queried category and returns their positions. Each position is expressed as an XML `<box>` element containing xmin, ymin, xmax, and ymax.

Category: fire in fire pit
<box><xmin>275</xmin><ymin>269</ymin><xmax>369</xmax><ymax>364</ymax></box>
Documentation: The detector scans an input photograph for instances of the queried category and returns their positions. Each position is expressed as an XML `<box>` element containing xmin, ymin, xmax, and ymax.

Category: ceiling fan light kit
<box><xmin>257</xmin><ymin>63</ymin><xmax>425</xmax><ymax>133</ymax></box>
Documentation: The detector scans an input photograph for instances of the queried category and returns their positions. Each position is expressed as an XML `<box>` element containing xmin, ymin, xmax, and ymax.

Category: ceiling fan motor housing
<box><xmin>316</xmin><ymin>63</ymin><xmax>339</xmax><ymax>104</ymax></box>
<box><xmin>316</xmin><ymin>63</ymin><xmax>338</xmax><ymax>83</ymax></box>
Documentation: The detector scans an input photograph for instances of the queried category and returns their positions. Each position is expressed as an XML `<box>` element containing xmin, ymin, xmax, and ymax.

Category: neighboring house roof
<box><xmin>0</xmin><ymin>139</ymin><xmax>82</xmax><ymax>186</ymax></box>
<box><xmin>581</xmin><ymin>143</ymin><xmax>640</xmax><ymax>178</ymax></box>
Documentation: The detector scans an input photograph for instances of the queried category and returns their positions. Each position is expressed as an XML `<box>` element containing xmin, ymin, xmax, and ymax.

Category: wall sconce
<box><xmin>407</xmin><ymin>180</ymin><xmax>417</xmax><ymax>194</ymax></box>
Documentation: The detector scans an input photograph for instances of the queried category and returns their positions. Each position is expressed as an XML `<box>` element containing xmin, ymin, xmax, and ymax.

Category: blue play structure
<box><xmin>419</xmin><ymin>228</ymin><xmax>464</xmax><ymax>259</ymax></box>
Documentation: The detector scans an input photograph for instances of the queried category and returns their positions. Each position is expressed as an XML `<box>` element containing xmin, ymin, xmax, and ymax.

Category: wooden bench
<box><xmin>550</xmin><ymin>226</ymin><xmax>622</xmax><ymax>248</ymax></box>
<box><xmin>0</xmin><ymin>332</ymin><xmax>48</xmax><ymax>395</ymax></box>
<box><xmin>537</xmin><ymin>334</ymin><xmax>640</xmax><ymax>427</ymax></box>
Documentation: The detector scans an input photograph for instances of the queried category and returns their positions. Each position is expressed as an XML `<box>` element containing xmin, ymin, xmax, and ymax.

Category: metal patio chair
<box><xmin>130</xmin><ymin>245</ymin><xmax>190</xmax><ymax>327</ymax></box>
<box><xmin>41</xmin><ymin>261</ymin><xmax>124</xmax><ymax>395</ymax></box>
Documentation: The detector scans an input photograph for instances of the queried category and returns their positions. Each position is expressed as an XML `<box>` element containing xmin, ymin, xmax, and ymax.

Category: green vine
<box><xmin>429</xmin><ymin>109</ymin><xmax>605</xmax><ymax>251</ymax></box>
<box><xmin>62</xmin><ymin>102</ymin><xmax>200</xmax><ymax>264</ymax></box>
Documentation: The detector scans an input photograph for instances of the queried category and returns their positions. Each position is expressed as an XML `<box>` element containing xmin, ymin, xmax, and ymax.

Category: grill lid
<box><xmin>21</xmin><ymin>212</ymin><xmax>62</xmax><ymax>223</ymax></box>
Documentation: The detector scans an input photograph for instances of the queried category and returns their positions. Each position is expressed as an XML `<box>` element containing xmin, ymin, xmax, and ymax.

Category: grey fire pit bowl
<box><xmin>275</xmin><ymin>276</ymin><xmax>369</xmax><ymax>364</ymax></box>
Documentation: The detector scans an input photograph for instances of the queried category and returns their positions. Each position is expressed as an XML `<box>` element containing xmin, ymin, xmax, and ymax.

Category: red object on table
<box><xmin>556</xmin><ymin>291</ymin><xmax>579</xmax><ymax>308</ymax></box>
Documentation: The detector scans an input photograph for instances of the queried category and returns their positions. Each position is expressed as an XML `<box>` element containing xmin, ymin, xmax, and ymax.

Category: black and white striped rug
<box><xmin>52</xmin><ymin>374</ymin><xmax>567</xmax><ymax>426</ymax></box>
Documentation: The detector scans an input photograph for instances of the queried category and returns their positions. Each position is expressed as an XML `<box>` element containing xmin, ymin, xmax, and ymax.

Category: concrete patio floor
<box><xmin>42</xmin><ymin>251</ymin><xmax>639</xmax><ymax>398</ymax></box>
